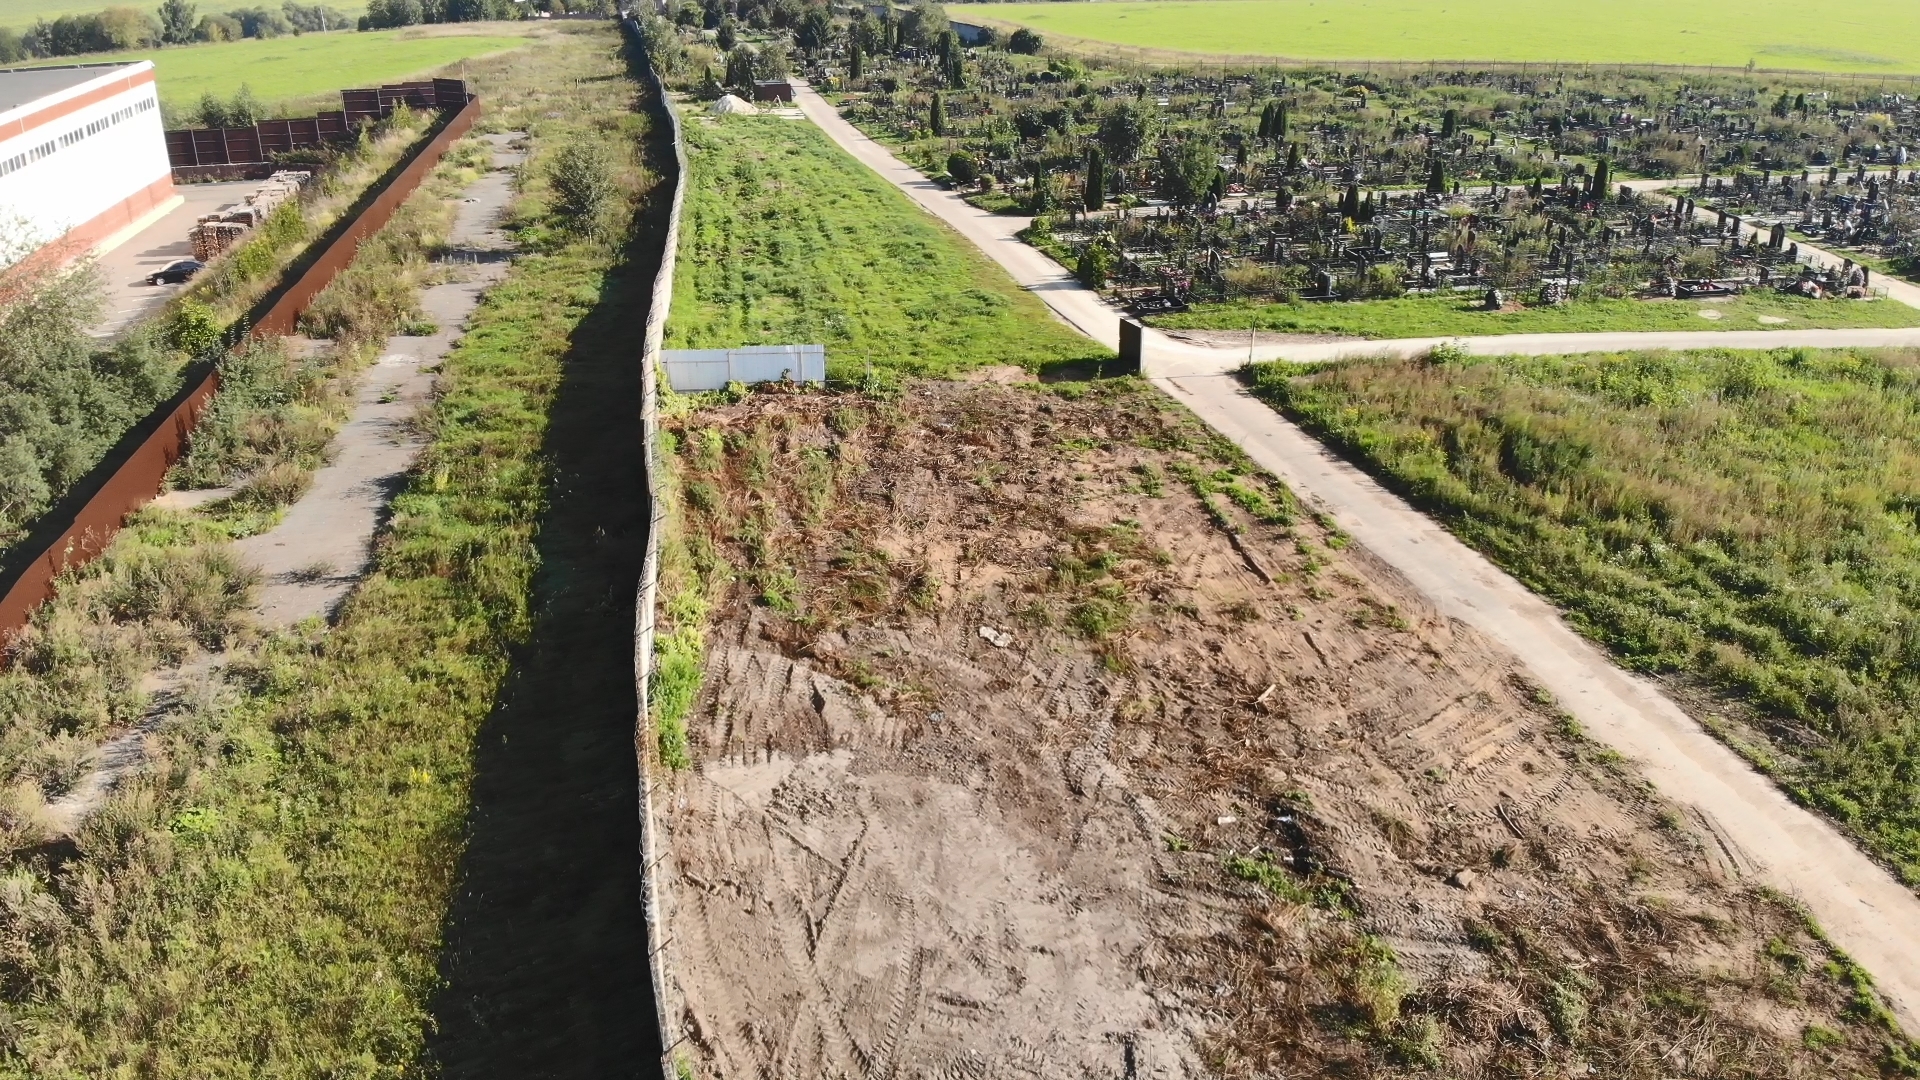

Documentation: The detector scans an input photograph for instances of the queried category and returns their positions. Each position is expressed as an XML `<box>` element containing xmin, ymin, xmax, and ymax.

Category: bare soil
<box><xmin>654</xmin><ymin>379</ymin><xmax>1901</xmax><ymax>1078</ymax></box>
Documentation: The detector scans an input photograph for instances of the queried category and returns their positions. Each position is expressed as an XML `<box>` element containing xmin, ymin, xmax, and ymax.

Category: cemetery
<box><xmin>803</xmin><ymin>24</ymin><xmax>1920</xmax><ymax>322</ymax></box>
<box><xmin>1692</xmin><ymin>163</ymin><xmax>1920</xmax><ymax>284</ymax></box>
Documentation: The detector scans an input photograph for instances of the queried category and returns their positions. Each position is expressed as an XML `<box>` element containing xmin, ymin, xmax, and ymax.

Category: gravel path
<box><xmin>789</xmin><ymin>80</ymin><xmax>1920</xmax><ymax>1029</ymax></box>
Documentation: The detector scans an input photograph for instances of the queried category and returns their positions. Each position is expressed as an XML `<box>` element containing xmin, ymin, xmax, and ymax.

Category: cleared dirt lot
<box><xmin>652</xmin><ymin>375</ymin><xmax>1905</xmax><ymax>1077</ymax></box>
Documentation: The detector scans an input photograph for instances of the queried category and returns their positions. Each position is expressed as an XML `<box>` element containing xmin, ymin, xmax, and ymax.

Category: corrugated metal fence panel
<box><xmin>659</xmin><ymin>345</ymin><xmax>826</xmax><ymax>391</ymax></box>
<box><xmin>341</xmin><ymin>88</ymin><xmax>381</xmax><ymax>123</ymax></box>
<box><xmin>164</xmin><ymin>129</ymin><xmax>195</xmax><ymax>166</ymax></box>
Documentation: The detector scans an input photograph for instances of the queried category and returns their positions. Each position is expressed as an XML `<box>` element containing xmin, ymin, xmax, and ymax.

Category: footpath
<box><xmin>790</xmin><ymin>80</ymin><xmax>1920</xmax><ymax>1029</ymax></box>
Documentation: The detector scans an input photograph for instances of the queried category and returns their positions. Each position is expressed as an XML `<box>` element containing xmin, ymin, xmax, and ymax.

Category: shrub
<box><xmin>945</xmin><ymin>151</ymin><xmax>977</xmax><ymax>185</ymax></box>
<box><xmin>549</xmin><ymin>142</ymin><xmax>617</xmax><ymax>232</ymax></box>
<box><xmin>1008</xmin><ymin>27</ymin><xmax>1042</xmax><ymax>54</ymax></box>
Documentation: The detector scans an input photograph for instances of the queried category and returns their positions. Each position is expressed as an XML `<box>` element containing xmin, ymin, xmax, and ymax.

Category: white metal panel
<box><xmin>660</xmin><ymin>345</ymin><xmax>826</xmax><ymax>391</ymax></box>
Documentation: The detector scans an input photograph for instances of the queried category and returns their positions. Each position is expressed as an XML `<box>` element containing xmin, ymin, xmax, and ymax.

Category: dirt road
<box><xmin>789</xmin><ymin>81</ymin><xmax>1920</xmax><ymax>1028</ymax></box>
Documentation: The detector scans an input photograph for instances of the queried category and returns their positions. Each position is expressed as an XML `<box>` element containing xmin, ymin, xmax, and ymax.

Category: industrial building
<box><xmin>0</xmin><ymin>61</ymin><xmax>177</xmax><ymax>267</ymax></box>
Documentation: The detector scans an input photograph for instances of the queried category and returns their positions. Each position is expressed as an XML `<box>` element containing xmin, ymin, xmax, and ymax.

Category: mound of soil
<box><xmin>652</xmin><ymin>379</ymin><xmax>1895</xmax><ymax>1078</ymax></box>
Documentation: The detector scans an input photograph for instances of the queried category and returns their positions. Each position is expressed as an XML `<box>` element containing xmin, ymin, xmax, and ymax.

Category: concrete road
<box><xmin>88</xmin><ymin>180</ymin><xmax>257</xmax><ymax>339</ymax></box>
<box><xmin>788</xmin><ymin>79</ymin><xmax>1920</xmax><ymax>1029</ymax></box>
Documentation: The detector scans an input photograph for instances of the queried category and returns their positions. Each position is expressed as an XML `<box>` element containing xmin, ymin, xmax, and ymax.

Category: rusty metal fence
<box><xmin>0</xmin><ymin>95</ymin><xmax>482</xmax><ymax>645</ymax></box>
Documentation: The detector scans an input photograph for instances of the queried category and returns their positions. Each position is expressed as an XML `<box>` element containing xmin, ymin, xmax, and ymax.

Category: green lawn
<box><xmin>1248</xmin><ymin>346</ymin><xmax>1920</xmax><ymax>888</ymax></box>
<box><xmin>668</xmin><ymin>113</ymin><xmax>1109</xmax><ymax>383</ymax></box>
<box><xmin>22</xmin><ymin>26</ymin><xmax>535</xmax><ymax>111</ymax></box>
<box><xmin>970</xmin><ymin>0</ymin><xmax>1920</xmax><ymax>73</ymax></box>
<box><xmin>1149</xmin><ymin>290</ymin><xmax>1920</xmax><ymax>338</ymax></box>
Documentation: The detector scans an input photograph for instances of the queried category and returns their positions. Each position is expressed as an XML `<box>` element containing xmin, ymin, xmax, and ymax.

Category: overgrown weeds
<box><xmin>0</xmin><ymin>25</ymin><xmax>657</xmax><ymax>1075</ymax></box>
<box><xmin>1250</xmin><ymin>346</ymin><xmax>1920</xmax><ymax>887</ymax></box>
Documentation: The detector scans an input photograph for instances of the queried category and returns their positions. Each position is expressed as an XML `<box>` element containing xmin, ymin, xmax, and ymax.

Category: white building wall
<box><xmin>0</xmin><ymin>65</ymin><xmax>172</xmax><ymax>253</ymax></box>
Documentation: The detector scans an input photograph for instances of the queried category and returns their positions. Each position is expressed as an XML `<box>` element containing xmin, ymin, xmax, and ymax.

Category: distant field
<box><xmin>20</xmin><ymin>25</ymin><xmax>535</xmax><ymax>109</ymax></box>
<box><xmin>968</xmin><ymin>0</ymin><xmax>1920</xmax><ymax>74</ymax></box>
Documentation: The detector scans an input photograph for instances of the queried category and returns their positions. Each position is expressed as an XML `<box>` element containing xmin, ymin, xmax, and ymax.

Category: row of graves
<box><xmin>1043</xmin><ymin>173</ymin><xmax>1863</xmax><ymax>314</ymax></box>
<box><xmin>1693</xmin><ymin>165</ymin><xmax>1920</xmax><ymax>285</ymax></box>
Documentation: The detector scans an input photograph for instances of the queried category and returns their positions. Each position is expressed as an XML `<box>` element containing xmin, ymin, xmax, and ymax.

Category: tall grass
<box><xmin>1250</xmin><ymin>346</ymin><xmax>1920</xmax><ymax>885</ymax></box>
<box><xmin>0</xmin><ymin>24</ymin><xmax>657</xmax><ymax>1075</ymax></box>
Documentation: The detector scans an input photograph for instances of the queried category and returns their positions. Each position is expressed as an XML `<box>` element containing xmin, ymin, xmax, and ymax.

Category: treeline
<box><xmin>0</xmin><ymin>0</ymin><xmax>349</xmax><ymax>60</ymax></box>
<box><xmin>0</xmin><ymin>0</ymin><xmax>582</xmax><ymax>61</ymax></box>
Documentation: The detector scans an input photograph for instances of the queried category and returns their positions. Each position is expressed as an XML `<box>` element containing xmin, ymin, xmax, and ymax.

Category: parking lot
<box><xmin>88</xmin><ymin>180</ymin><xmax>259</xmax><ymax>339</ymax></box>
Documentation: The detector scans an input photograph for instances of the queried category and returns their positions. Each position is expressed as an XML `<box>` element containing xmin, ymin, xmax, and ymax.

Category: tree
<box><xmin>1075</xmin><ymin>243</ymin><xmax>1113</xmax><ymax>288</ymax></box>
<box><xmin>698</xmin><ymin>65</ymin><xmax>722</xmax><ymax>99</ymax></box>
<box><xmin>195</xmin><ymin>92</ymin><xmax>227</xmax><ymax>127</ymax></box>
<box><xmin>849</xmin><ymin>11</ymin><xmax>881</xmax><ymax>53</ymax></box>
<box><xmin>1441</xmin><ymin>108</ymin><xmax>1458</xmax><ymax>140</ymax></box>
<box><xmin>898</xmin><ymin>1</ymin><xmax>945</xmax><ymax>48</ymax></box>
<box><xmin>98</xmin><ymin>6</ymin><xmax>159</xmax><ymax>47</ymax></box>
<box><xmin>724</xmin><ymin>44</ymin><xmax>756</xmax><ymax>90</ymax></box>
<box><xmin>930</xmin><ymin>91</ymin><xmax>945</xmax><ymax>136</ymax></box>
<box><xmin>796</xmin><ymin>7</ymin><xmax>830</xmax><ymax>51</ymax></box>
<box><xmin>549</xmin><ymin>142</ymin><xmax>614</xmax><ymax>230</ymax></box>
<box><xmin>363</xmin><ymin>0</ymin><xmax>421</xmax><ymax>28</ymax></box>
<box><xmin>1273</xmin><ymin>101</ymin><xmax>1288</xmax><ymax>141</ymax></box>
<box><xmin>1257</xmin><ymin>100</ymin><xmax>1274</xmax><ymax>139</ymax></box>
<box><xmin>938</xmin><ymin>30</ymin><xmax>964</xmax><ymax>88</ymax></box>
<box><xmin>1098</xmin><ymin>102</ymin><xmax>1149</xmax><ymax>165</ymax></box>
<box><xmin>195</xmin><ymin>12</ymin><xmax>239</xmax><ymax>38</ymax></box>
<box><xmin>847</xmin><ymin>42</ymin><xmax>862</xmax><ymax>80</ymax></box>
<box><xmin>1590</xmin><ymin>156</ymin><xmax>1611</xmax><ymax>200</ymax></box>
<box><xmin>1285</xmin><ymin>141</ymin><xmax>1301</xmax><ymax>170</ymax></box>
<box><xmin>1160</xmin><ymin>139</ymin><xmax>1217</xmax><ymax>208</ymax></box>
<box><xmin>157</xmin><ymin>0</ymin><xmax>196</xmax><ymax>43</ymax></box>
<box><xmin>1083</xmin><ymin>146</ymin><xmax>1104</xmax><ymax>212</ymax></box>
<box><xmin>946</xmin><ymin>152</ymin><xmax>977</xmax><ymax>185</ymax></box>
<box><xmin>0</xmin><ymin>27</ymin><xmax>23</xmax><ymax>61</ymax></box>
<box><xmin>1007</xmin><ymin>26</ymin><xmax>1041</xmax><ymax>54</ymax></box>
<box><xmin>716</xmin><ymin>16</ymin><xmax>736</xmax><ymax>50</ymax></box>
<box><xmin>1426</xmin><ymin>159</ymin><xmax>1446</xmax><ymax>194</ymax></box>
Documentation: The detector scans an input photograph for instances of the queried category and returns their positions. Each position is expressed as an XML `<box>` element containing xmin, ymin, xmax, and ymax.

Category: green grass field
<box><xmin>668</xmin><ymin>113</ymin><xmax>1108</xmax><ymax>382</ymax></box>
<box><xmin>22</xmin><ymin>26</ymin><xmax>536</xmax><ymax>110</ymax></box>
<box><xmin>1248</xmin><ymin>346</ymin><xmax>1920</xmax><ymax>887</ymax></box>
<box><xmin>1149</xmin><ymin>291</ymin><xmax>1920</xmax><ymax>338</ymax></box>
<box><xmin>969</xmin><ymin>0</ymin><xmax>1920</xmax><ymax>74</ymax></box>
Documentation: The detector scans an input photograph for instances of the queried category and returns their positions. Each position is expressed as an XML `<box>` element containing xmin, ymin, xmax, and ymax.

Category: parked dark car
<box><xmin>148</xmin><ymin>260</ymin><xmax>204</xmax><ymax>285</ymax></box>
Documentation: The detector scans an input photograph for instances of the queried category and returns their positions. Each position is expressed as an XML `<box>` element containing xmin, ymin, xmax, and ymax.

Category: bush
<box><xmin>549</xmin><ymin>141</ymin><xmax>617</xmax><ymax>231</ymax></box>
<box><xmin>1008</xmin><ymin>27</ymin><xmax>1042</xmax><ymax>54</ymax></box>
<box><xmin>945</xmin><ymin>152</ymin><xmax>977</xmax><ymax>185</ymax></box>
<box><xmin>0</xmin><ymin>256</ymin><xmax>184</xmax><ymax>550</ymax></box>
